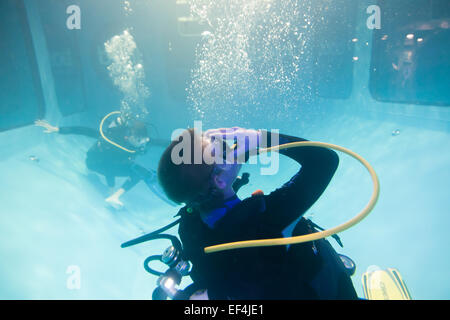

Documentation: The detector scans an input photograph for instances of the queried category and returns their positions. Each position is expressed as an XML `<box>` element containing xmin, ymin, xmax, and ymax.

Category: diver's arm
<box><xmin>58</xmin><ymin>126</ymin><xmax>100</xmax><ymax>139</ymax></box>
<box><xmin>262</xmin><ymin>131</ymin><xmax>339</xmax><ymax>230</ymax></box>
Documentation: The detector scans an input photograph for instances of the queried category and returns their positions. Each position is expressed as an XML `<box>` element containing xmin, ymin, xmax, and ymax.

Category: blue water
<box><xmin>0</xmin><ymin>0</ymin><xmax>449</xmax><ymax>299</ymax></box>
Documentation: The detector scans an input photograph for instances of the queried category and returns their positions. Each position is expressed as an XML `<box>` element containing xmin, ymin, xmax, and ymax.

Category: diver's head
<box><xmin>127</xmin><ymin>120</ymin><xmax>150</xmax><ymax>148</ymax></box>
<box><xmin>157</xmin><ymin>128</ymin><xmax>241</xmax><ymax>209</ymax></box>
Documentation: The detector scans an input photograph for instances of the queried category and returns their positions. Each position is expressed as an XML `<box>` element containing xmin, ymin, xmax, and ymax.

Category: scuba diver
<box><xmin>35</xmin><ymin>116</ymin><xmax>174</xmax><ymax>208</ymax></box>
<box><xmin>152</xmin><ymin>127</ymin><xmax>358</xmax><ymax>299</ymax></box>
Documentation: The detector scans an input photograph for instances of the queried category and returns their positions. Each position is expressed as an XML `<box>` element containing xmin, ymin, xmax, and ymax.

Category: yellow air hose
<box><xmin>99</xmin><ymin>111</ymin><xmax>136</xmax><ymax>153</ymax></box>
<box><xmin>204</xmin><ymin>141</ymin><xmax>380</xmax><ymax>254</ymax></box>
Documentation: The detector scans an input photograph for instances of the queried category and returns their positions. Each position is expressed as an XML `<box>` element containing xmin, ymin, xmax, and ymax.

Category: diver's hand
<box><xmin>205</xmin><ymin>127</ymin><xmax>261</xmax><ymax>163</ymax></box>
<box><xmin>35</xmin><ymin>120</ymin><xmax>59</xmax><ymax>133</ymax></box>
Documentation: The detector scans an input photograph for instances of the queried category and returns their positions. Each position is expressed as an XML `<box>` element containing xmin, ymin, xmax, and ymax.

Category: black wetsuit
<box><xmin>58</xmin><ymin>125</ymin><xmax>154</xmax><ymax>190</ymax></box>
<box><xmin>178</xmin><ymin>132</ymin><xmax>358</xmax><ymax>300</ymax></box>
